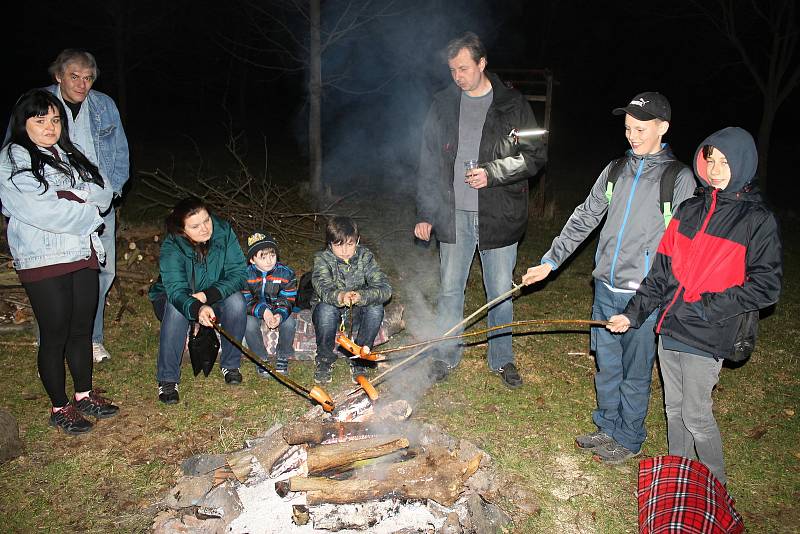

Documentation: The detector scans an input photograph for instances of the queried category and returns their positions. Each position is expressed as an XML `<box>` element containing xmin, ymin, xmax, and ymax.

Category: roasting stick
<box><xmin>212</xmin><ymin>320</ymin><xmax>335</xmax><ymax>412</ymax></box>
<box><xmin>344</xmin><ymin>282</ymin><xmax>525</xmax><ymax>396</ymax></box>
<box><xmin>364</xmin><ymin>318</ymin><xmax>609</xmax><ymax>359</ymax></box>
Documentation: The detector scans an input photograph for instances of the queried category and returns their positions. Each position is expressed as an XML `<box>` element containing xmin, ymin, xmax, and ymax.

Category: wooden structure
<box><xmin>494</xmin><ymin>68</ymin><xmax>555</xmax><ymax>216</ymax></box>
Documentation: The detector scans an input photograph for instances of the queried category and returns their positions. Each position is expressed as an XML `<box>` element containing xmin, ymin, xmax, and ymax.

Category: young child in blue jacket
<box><xmin>242</xmin><ymin>232</ymin><xmax>298</xmax><ymax>375</ymax></box>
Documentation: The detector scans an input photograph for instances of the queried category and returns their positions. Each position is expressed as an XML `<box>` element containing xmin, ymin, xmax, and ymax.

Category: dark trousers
<box><xmin>244</xmin><ymin>314</ymin><xmax>297</xmax><ymax>364</ymax></box>
<box><xmin>153</xmin><ymin>292</ymin><xmax>247</xmax><ymax>383</ymax></box>
<box><xmin>312</xmin><ymin>302</ymin><xmax>383</xmax><ymax>368</ymax></box>
<box><xmin>23</xmin><ymin>268</ymin><xmax>99</xmax><ymax>407</ymax></box>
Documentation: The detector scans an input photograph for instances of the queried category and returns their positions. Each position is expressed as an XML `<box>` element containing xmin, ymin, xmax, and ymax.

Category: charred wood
<box><xmin>282</xmin><ymin>421</ymin><xmax>409</xmax><ymax>445</ymax></box>
<box><xmin>285</xmin><ymin>446</ymin><xmax>481</xmax><ymax>506</ymax></box>
<box><xmin>306</xmin><ymin>436</ymin><xmax>409</xmax><ymax>474</ymax></box>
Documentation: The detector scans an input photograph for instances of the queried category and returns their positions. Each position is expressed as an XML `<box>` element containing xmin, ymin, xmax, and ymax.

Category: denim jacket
<box><xmin>46</xmin><ymin>85</ymin><xmax>130</xmax><ymax>195</ymax></box>
<box><xmin>3</xmin><ymin>87</ymin><xmax>129</xmax><ymax>195</ymax></box>
<box><xmin>0</xmin><ymin>144</ymin><xmax>112</xmax><ymax>270</ymax></box>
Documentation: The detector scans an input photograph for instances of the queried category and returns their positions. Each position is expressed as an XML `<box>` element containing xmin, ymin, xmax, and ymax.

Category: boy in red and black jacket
<box><xmin>608</xmin><ymin>127</ymin><xmax>783</xmax><ymax>487</ymax></box>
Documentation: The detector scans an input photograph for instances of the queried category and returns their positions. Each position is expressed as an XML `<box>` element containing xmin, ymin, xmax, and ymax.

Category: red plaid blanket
<box><xmin>638</xmin><ymin>455</ymin><xmax>744</xmax><ymax>533</ymax></box>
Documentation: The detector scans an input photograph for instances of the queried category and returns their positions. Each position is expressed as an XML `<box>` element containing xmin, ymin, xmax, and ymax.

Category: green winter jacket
<box><xmin>149</xmin><ymin>215</ymin><xmax>247</xmax><ymax>320</ymax></box>
<box><xmin>311</xmin><ymin>245</ymin><xmax>392</xmax><ymax>307</ymax></box>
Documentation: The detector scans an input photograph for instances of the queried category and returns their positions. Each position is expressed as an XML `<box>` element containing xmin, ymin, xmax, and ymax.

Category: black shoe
<box><xmin>429</xmin><ymin>360</ymin><xmax>451</xmax><ymax>383</ymax></box>
<box><xmin>314</xmin><ymin>363</ymin><xmax>333</xmax><ymax>384</ymax></box>
<box><xmin>350</xmin><ymin>365</ymin><xmax>368</xmax><ymax>384</ymax></box>
<box><xmin>50</xmin><ymin>404</ymin><xmax>94</xmax><ymax>435</ymax></box>
<box><xmin>222</xmin><ymin>368</ymin><xmax>242</xmax><ymax>385</ymax></box>
<box><xmin>158</xmin><ymin>382</ymin><xmax>179</xmax><ymax>404</ymax></box>
<box><xmin>74</xmin><ymin>390</ymin><xmax>120</xmax><ymax>419</ymax></box>
<box><xmin>498</xmin><ymin>362</ymin><xmax>523</xmax><ymax>388</ymax></box>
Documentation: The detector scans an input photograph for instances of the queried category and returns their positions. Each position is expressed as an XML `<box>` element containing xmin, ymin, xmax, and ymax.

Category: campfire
<box><xmin>152</xmin><ymin>379</ymin><xmax>524</xmax><ymax>533</ymax></box>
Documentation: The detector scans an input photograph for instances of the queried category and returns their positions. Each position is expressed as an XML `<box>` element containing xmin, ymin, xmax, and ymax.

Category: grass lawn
<box><xmin>0</xmin><ymin>191</ymin><xmax>797</xmax><ymax>533</ymax></box>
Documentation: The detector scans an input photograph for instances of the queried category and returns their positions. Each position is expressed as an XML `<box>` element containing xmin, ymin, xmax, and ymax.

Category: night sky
<box><xmin>6</xmin><ymin>1</ymin><xmax>799</xmax><ymax>204</ymax></box>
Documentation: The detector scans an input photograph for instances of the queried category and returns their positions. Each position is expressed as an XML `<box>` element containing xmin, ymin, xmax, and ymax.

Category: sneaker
<box><xmin>74</xmin><ymin>390</ymin><xmax>119</xmax><ymax>419</ymax></box>
<box><xmin>497</xmin><ymin>362</ymin><xmax>523</xmax><ymax>388</ymax></box>
<box><xmin>592</xmin><ymin>440</ymin><xmax>641</xmax><ymax>464</ymax></box>
<box><xmin>314</xmin><ymin>363</ymin><xmax>333</xmax><ymax>384</ymax></box>
<box><xmin>429</xmin><ymin>360</ymin><xmax>451</xmax><ymax>383</ymax></box>
<box><xmin>255</xmin><ymin>362</ymin><xmax>271</xmax><ymax>379</ymax></box>
<box><xmin>158</xmin><ymin>382</ymin><xmax>179</xmax><ymax>404</ymax></box>
<box><xmin>221</xmin><ymin>368</ymin><xmax>243</xmax><ymax>385</ymax></box>
<box><xmin>275</xmin><ymin>359</ymin><xmax>289</xmax><ymax>375</ymax></box>
<box><xmin>575</xmin><ymin>430</ymin><xmax>614</xmax><ymax>450</ymax></box>
<box><xmin>50</xmin><ymin>404</ymin><xmax>93</xmax><ymax>435</ymax></box>
<box><xmin>92</xmin><ymin>343</ymin><xmax>111</xmax><ymax>363</ymax></box>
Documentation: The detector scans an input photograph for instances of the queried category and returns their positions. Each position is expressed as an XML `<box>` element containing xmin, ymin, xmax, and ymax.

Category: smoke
<box><xmin>316</xmin><ymin>0</ymin><xmax>499</xmax><ymax>193</ymax></box>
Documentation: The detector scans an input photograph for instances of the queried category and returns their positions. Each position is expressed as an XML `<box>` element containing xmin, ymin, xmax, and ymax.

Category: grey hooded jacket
<box><xmin>541</xmin><ymin>147</ymin><xmax>696</xmax><ymax>290</ymax></box>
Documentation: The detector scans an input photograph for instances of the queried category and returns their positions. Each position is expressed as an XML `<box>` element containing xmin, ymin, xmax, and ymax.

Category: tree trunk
<box><xmin>109</xmin><ymin>0</ymin><xmax>128</xmax><ymax>120</ymax></box>
<box><xmin>308</xmin><ymin>0</ymin><xmax>323</xmax><ymax>206</ymax></box>
<box><xmin>756</xmin><ymin>94</ymin><xmax>775</xmax><ymax>195</ymax></box>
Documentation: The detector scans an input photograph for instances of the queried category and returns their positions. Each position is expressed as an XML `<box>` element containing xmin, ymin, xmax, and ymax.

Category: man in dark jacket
<box><xmin>414</xmin><ymin>32</ymin><xmax>546</xmax><ymax>388</ymax></box>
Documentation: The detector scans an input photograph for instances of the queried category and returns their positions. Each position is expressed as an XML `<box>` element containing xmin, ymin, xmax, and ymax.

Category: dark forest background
<box><xmin>5</xmin><ymin>0</ymin><xmax>799</xmax><ymax>206</ymax></box>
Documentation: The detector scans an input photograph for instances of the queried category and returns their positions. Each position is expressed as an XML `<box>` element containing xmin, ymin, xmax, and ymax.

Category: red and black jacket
<box><xmin>622</xmin><ymin>127</ymin><xmax>782</xmax><ymax>359</ymax></box>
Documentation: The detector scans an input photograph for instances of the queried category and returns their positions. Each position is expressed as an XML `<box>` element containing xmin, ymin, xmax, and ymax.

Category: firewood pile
<box><xmin>0</xmin><ymin>223</ymin><xmax>160</xmax><ymax>335</ymax></box>
<box><xmin>137</xmin><ymin>134</ymin><xmax>348</xmax><ymax>242</ymax></box>
<box><xmin>154</xmin><ymin>384</ymin><xmax>536</xmax><ymax>533</ymax></box>
<box><xmin>0</xmin><ymin>254</ymin><xmax>34</xmax><ymax>337</ymax></box>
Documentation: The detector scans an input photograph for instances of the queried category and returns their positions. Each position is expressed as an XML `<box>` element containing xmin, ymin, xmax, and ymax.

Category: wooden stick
<box><xmin>352</xmin><ymin>283</ymin><xmax>523</xmax><ymax>392</ymax></box>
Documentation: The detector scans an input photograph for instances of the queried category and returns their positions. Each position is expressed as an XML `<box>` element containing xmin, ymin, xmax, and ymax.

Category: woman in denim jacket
<box><xmin>0</xmin><ymin>89</ymin><xmax>119</xmax><ymax>435</ymax></box>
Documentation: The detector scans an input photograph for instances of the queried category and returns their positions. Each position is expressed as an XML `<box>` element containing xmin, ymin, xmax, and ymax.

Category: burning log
<box><xmin>283</xmin><ymin>446</ymin><xmax>482</xmax><ymax>506</ymax></box>
<box><xmin>306</xmin><ymin>436</ymin><xmax>409</xmax><ymax>474</ymax></box>
<box><xmin>226</xmin><ymin>424</ymin><xmax>291</xmax><ymax>482</ymax></box>
<box><xmin>282</xmin><ymin>421</ymin><xmax>409</xmax><ymax>445</ymax></box>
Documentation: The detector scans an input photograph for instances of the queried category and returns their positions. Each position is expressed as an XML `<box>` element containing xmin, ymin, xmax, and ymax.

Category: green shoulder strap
<box><xmin>659</xmin><ymin>160</ymin><xmax>688</xmax><ymax>228</ymax></box>
<box><xmin>605</xmin><ymin>157</ymin><xmax>627</xmax><ymax>204</ymax></box>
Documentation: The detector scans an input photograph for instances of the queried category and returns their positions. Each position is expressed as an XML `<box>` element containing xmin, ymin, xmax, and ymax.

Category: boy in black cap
<box><xmin>242</xmin><ymin>232</ymin><xmax>298</xmax><ymax>375</ymax></box>
<box><xmin>522</xmin><ymin>91</ymin><xmax>697</xmax><ymax>464</ymax></box>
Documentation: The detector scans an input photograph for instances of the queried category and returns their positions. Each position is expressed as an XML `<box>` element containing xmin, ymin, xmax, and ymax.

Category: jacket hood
<box><xmin>693</xmin><ymin>127</ymin><xmax>757</xmax><ymax>192</ymax></box>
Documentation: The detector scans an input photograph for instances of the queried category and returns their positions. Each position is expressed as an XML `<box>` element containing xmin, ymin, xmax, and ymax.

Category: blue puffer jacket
<box><xmin>0</xmin><ymin>144</ymin><xmax>111</xmax><ymax>269</ymax></box>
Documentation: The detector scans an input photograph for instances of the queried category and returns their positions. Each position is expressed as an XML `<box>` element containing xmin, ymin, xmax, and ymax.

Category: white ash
<box><xmin>228</xmin><ymin>483</ymin><xmax>445</xmax><ymax>533</ymax></box>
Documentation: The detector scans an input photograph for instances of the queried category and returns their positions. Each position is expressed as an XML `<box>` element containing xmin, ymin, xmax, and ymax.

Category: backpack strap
<box><xmin>659</xmin><ymin>160</ymin><xmax>688</xmax><ymax>228</ymax></box>
<box><xmin>604</xmin><ymin>157</ymin><xmax>626</xmax><ymax>203</ymax></box>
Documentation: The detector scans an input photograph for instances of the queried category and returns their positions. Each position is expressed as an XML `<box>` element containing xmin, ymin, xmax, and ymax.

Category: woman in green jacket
<box><xmin>149</xmin><ymin>197</ymin><xmax>247</xmax><ymax>404</ymax></box>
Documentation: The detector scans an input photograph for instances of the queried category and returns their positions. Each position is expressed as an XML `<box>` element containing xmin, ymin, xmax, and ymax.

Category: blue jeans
<box><xmin>590</xmin><ymin>280</ymin><xmax>658</xmax><ymax>452</ymax></box>
<box><xmin>438</xmin><ymin>210</ymin><xmax>517</xmax><ymax>371</ymax></box>
<box><xmin>659</xmin><ymin>339</ymin><xmax>726</xmax><ymax>485</ymax></box>
<box><xmin>154</xmin><ymin>292</ymin><xmax>246</xmax><ymax>383</ymax></box>
<box><xmin>92</xmin><ymin>206</ymin><xmax>116</xmax><ymax>344</ymax></box>
<box><xmin>244</xmin><ymin>314</ymin><xmax>297</xmax><ymax>365</ymax></box>
<box><xmin>313</xmin><ymin>302</ymin><xmax>384</xmax><ymax>368</ymax></box>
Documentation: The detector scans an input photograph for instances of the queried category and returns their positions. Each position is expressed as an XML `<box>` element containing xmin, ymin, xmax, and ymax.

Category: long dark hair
<box><xmin>165</xmin><ymin>197</ymin><xmax>212</xmax><ymax>261</ymax></box>
<box><xmin>5</xmin><ymin>89</ymin><xmax>103</xmax><ymax>193</ymax></box>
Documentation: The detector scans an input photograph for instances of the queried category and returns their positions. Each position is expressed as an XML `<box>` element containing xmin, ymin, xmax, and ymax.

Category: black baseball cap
<box><xmin>612</xmin><ymin>92</ymin><xmax>671</xmax><ymax>122</ymax></box>
<box><xmin>246</xmin><ymin>231</ymin><xmax>278</xmax><ymax>261</ymax></box>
